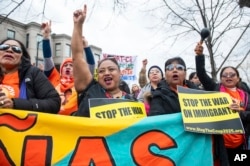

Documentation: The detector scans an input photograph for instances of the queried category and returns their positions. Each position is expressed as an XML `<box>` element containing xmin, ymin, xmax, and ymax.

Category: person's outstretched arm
<box><xmin>139</xmin><ymin>59</ymin><xmax>148</xmax><ymax>88</ymax></box>
<box><xmin>82</xmin><ymin>36</ymin><xmax>95</xmax><ymax>75</ymax></box>
<box><xmin>41</xmin><ymin>21</ymin><xmax>60</xmax><ymax>87</ymax></box>
<box><xmin>194</xmin><ymin>42</ymin><xmax>217</xmax><ymax>91</ymax></box>
<box><xmin>41</xmin><ymin>21</ymin><xmax>55</xmax><ymax>77</ymax></box>
<box><xmin>72</xmin><ymin>5</ymin><xmax>92</xmax><ymax>92</ymax></box>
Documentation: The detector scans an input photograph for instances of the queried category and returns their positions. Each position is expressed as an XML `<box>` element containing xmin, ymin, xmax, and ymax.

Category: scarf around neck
<box><xmin>60</xmin><ymin>76</ymin><xmax>74</xmax><ymax>92</ymax></box>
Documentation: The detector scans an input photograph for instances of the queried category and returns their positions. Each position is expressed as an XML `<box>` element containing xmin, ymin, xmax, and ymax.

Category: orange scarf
<box><xmin>60</xmin><ymin>76</ymin><xmax>74</xmax><ymax>92</ymax></box>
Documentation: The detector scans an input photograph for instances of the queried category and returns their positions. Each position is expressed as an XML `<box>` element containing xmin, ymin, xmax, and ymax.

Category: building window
<box><xmin>26</xmin><ymin>33</ymin><xmax>29</xmax><ymax>48</ymax></box>
<box><xmin>36</xmin><ymin>34</ymin><xmax>43</xmax><ymax>50</ymax></box>
<box><xmin>55</xmin><ymin>43</ymin><xmax>61</xmax><ymax>57</ymax></box>
<box><xmin>65</xmin><ymin>44</ymin><xmax>71</xmax><ymax>57</ymax></box>
<box><xmin>7</xmin><ymin>29</ymin><xmax>15</xmax><ymax>39</ymax></box>
<box><xmin>94</xmin><ymin>53</ymin><xmax>100</xmax><ymax>64</ymax></box>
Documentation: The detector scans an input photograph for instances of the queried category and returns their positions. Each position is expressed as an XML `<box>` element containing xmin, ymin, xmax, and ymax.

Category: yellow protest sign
<box><xmin>89</xmin><ymin>98</ymin><xmax>147</xmax><ymax>119</ymax></box>
<box><xmin>177</xmin><ymin>86</ymin><xmax>244</xmax><ymax>134</ymax></box>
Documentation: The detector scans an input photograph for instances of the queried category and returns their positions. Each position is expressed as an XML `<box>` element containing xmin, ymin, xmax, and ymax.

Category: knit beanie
<box><xmin>60</xmin><ymin>58</ymin><xmax>73</xmax><ymax>74</ymax></box>
<box><xmin>148</xmin><ymin>65</ymin><xmax>164</xmax><ymax>78</ymax></box>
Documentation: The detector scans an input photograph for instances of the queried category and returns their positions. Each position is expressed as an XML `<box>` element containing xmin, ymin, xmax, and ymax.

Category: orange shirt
<box><xmin>56</xmin><ymin>84</ymin><xmax>78</xmax><ymax>115</ymax></box>
<box><xmin>1</xmin><ymin>71</ymin><xmax>20</xmax><ymax>98</ymax></box>
<box><xmin>223</xmin><ymin>88</ymin><xmax>244</xmax><ymax>148</ymax></box>
<box><xmin>48</xmin><ymin>68</ymin><xmax>60</xmax><ymax>87</ymax></box>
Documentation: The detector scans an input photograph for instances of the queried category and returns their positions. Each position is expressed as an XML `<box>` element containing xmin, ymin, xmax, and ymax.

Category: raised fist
<box><xmin>142</xmin><ymin>59</ymin><xmax>148</xmax><ymax>67</ymax></box>
<box><xmin>41</xmin><ymin>20</ymin><xmax>51</xmax><ymax>39</ymax></box>
<box><xmin>194</xmin><ymin>42</ymin><xmax>203</xmax><ymax>55</ymax></box>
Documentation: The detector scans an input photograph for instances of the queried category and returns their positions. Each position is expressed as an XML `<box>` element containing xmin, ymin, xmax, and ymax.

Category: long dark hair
<box><xmin>0</xmin><ymin>67</ymin><xmax>3</xmax><ymax>83</ymax></box>
<box><xmin>189</xmin><ymin>72</ymin><xmax>196</xmax><ymax>80</ymax></box>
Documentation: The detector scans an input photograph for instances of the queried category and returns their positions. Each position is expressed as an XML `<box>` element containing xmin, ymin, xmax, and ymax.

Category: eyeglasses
<box><xmin>221</xmin><ymin>73</ymin><xmax>237</xmax><ymax>78</ymax></box>
<box><xmin>149</xmin><ymin>69</ymin><xmax>161</xmax><ymax>75</ymax></box>
<box><xmin>0</xmin><ymin>44</ymin><xmax>22</xmax><ymax>54</ymax></box>
<box><xmin>165</xmin><ymin>64</ymin><xmax>185</xmax><ymax>71</ymax></box>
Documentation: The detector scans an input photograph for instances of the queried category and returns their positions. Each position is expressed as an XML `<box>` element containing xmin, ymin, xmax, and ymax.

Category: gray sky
<box><xmin>2</xmin><ymin>0</ymin><xmax>249</xmax><ymax>83</ymax></box>
<box><xmin>1</xmin><ymin>0</ymin><xmax>173</xmax><ymax>76</ymax></box>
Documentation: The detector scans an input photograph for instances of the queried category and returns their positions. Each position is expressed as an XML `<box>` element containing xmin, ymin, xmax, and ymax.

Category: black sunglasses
<box><xmin>0</xmin><ymin>44</ymin><xmax>22</xmax><ymax>54</ymax></box>
<box><xmin>165</xmin><ymin>64</ymin><xmax>185</xmax><ymax>71</ymax></box>
<box><xmin>221</xmin><ymin>73</ymin><xmax>237</xmax><ymax>78</ymax></box>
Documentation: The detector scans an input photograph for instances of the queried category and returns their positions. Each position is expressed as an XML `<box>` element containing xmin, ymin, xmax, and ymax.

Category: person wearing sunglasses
<box><xmin>148</xmin><ymin>57</ymin><xmax>198</xmax><ymax>116</ymax></box>
<box><xmin>41</xmin><ymin>21</ymin><xmax>95</xmax><ymax>116</ymax></box>
<box><xmin>195</xmin><ymin>42</ymin><xmax>250</xmax><ymax>163</ymax></box>
<box><xmin>0</xmin><ymin>38</ymin><xmax>60</xmax><ymax>113</ymax></box>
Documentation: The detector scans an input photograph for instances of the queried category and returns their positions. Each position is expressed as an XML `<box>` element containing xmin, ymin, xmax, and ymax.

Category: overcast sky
<box><xmin>4</xmin><ymin>0</ymin><xmax>248</xmax><ymax>82</ymax></box>
<box><xmin>2</xmin><ymin>0</ymin><xmax>171</xmax><ymax>64</ymax></box>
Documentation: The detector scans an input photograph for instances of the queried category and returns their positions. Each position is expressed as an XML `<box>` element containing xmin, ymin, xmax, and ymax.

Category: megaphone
<box><xmin>200</xmin><ymin>28</ymin><xmax>210</xmax><ymax>43</ymax></box>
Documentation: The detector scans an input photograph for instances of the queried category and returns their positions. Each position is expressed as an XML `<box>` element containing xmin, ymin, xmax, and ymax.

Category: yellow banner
<box><xmin>0</xmin><ymin>109</ymin><xmax>143</xmax><ymax>165</ymax></box>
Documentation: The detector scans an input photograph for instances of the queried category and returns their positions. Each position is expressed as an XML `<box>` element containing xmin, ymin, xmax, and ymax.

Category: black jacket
<box><xmin>75</xmin><ymin>79</ymin><xmax>136</xmax><ymax>117</ymax></box>
<box><xmin>149</xmin><ymin>80</ymin><xmax>198</xmax><ymax>115</ymax></box>
<box><xmin>12</xmin><ymin>57</ymin><xmax>60</xmax><ymax>113</ymax></box>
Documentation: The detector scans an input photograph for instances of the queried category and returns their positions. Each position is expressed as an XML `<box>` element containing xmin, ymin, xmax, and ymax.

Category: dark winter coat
<box><xmin>149</xmin><ymin>80</ymin><xmax>198</xmax><ymax>115</ymax></box>
<box><xmin>12</xmin><ymin>57</ymin><xmax>60</xmax><ymax>113</ymax></box>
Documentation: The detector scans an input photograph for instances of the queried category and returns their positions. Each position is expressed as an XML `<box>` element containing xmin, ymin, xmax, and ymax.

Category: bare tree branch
<box><xmin>0</xmin><ymin>0</ymin><xmax>25</xmax><ymax>24</ymax></box>
<box><xmin>217</xmin><ymin>21</ymin><xmax>250</xmax><ymax>71</ymax></box>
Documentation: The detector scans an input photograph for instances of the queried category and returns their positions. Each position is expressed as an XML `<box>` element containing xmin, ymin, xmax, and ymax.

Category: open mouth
<box><xmin>104</xmin><ymin>77</ymin><xmax>113</xmax><ymax>85</ymax></box>
<box><xmin>65</xmin><ymin>70</ymin><xmax>71</xmax><ymax>74</ymax></box>
<box><xmin>225</xmin><ymin>79</ymin><xmax>233</xmax><ymax>83</ymax></box>
<box><xmin>172</xmin><ymin>74</ymin><xmax>179</xmax><ymax>80</ymax></box>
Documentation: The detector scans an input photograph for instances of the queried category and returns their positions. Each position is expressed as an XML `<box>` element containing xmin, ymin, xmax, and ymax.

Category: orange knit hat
<box><xmin>60</xmin><ymin>58</ymin><xmax>73</xmax><ymax>74</ymax></box>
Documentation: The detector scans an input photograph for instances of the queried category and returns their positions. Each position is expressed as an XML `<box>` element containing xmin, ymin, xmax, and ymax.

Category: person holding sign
<box><xmin>148</xmin><ymin>57</ymin><xmax>198</xmax><ymax>115</ymax></box>
<box><xmin>71</xmin><ymin>5</ymin><xmax>135</xmax><ymax>117</ymax></box>
<box><xmin>195</xmin><ymin>42</ymin><xmax>250</xmax><ymax>154</ymax></box>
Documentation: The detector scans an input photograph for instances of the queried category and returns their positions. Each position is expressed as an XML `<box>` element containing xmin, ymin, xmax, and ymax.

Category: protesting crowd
<box><xmin>0</xmin><ymin>4</ymin><xmax>250</xmax><ymax>166</ymax></box>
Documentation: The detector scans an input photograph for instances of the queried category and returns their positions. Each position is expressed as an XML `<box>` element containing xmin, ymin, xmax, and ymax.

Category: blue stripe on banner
<box><xmin>106</xmin><ymin>113</ymin><xmax>212</xmax><ymax>166</ymax></box>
